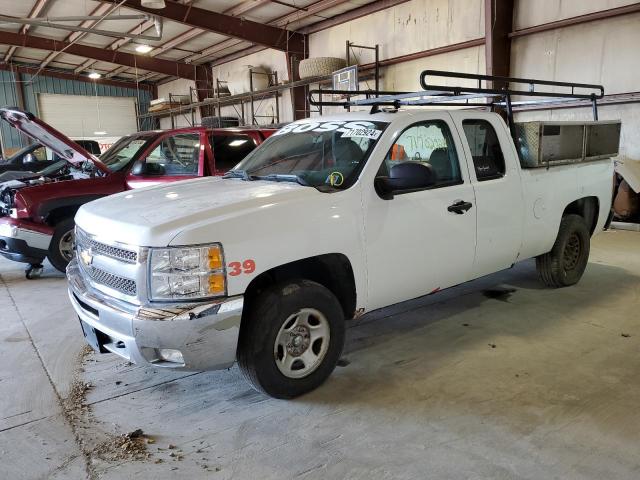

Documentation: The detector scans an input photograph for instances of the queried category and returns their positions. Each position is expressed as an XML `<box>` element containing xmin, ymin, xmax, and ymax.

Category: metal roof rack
<box><xmin>308</xmin><ymin>69</ymin><xmax>605</xmax><ymax>147</ymax></box>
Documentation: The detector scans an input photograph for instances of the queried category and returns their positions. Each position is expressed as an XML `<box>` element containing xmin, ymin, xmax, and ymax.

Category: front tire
<box><xmin>47</xmin><ymin>218</ymin><xmax>75</xmax><ymax>273</ymax></box>
<box><xmin>536</xmin><ymin>214</ymin><xmax>590</xmax><ymax>288</ymax></box>
<box><xmin>237</xmin><ymin>279</ymin><xmax>345</xmax><ymax>399</ymax></box>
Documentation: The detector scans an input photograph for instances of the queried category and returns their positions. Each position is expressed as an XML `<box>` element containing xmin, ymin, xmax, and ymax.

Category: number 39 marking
<box><xmin>228</xmin><ymin>259</ymin><xmax>256</xmax><ymax>276</ymax></box>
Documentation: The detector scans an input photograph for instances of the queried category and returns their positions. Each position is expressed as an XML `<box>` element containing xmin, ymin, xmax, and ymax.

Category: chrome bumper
<box><xmin>67</xmin><ymin>258</ymin><xmax>243</xmax><ymax>371</ymax></box>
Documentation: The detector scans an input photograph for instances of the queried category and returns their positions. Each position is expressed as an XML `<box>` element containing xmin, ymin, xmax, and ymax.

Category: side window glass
<box><xmin>380</xmin><ymin>120</ymin><xmax>462</xmax><ymax>187</ymax></box>
<box><xmin>209</xmin><ymin>134</ymin><xmax>258</xmax><ymax>172</ymax></box>
<box><xmin>144</xmin><ymin>134</ymin><xmax>200</xmax><ymax>176</ymax></box>
<box><xmin>462</xmin><ymin>120</ymin><xmax>506</xmax><ymax>181</ymax></box>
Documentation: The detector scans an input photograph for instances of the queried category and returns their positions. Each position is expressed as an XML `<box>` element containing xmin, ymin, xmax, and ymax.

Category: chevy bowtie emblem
<box><xmin>80</xmin><ymin>247</ymin><xmax>94</xmax><ymax>266</ymax></box>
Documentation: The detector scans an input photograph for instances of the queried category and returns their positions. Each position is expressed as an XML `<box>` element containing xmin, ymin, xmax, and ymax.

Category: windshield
<box><xmin>3</xmin><ymin>144</ymin><xmax>36</xmax><ymax>163</ymax></box>
<box><xmin>232</xmin><ymin>120</ymin><xmax>388</xmax><ymax>189</ymax></box>
<box><xmin>99</xmin><ymin>134</ymin><xmax>152</xmax><ymax>172</ymax></box>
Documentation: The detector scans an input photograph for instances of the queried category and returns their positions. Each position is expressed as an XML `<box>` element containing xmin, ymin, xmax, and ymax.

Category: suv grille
<box><xmin>76</xmin><ymin>229</ymin><xmax>138</xmax><ymax>264</ymax></box>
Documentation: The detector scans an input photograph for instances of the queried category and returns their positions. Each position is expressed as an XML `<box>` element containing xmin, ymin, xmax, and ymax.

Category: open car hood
<box><xmin>0</xmin><ymin>107</ymin><xmax>110</xmax><ymax>175</ymax></box>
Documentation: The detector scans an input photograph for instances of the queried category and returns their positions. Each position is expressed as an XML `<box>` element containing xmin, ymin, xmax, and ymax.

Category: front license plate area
<box><xmin>79</xmin><ymin>318</ymin><xmax>108</xmax><ymax>353</ymax></box>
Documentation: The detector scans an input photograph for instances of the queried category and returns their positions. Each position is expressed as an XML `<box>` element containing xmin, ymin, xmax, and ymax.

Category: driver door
<box><xmin>363</xmin><ymin>114</ymin><xmax>477</xmax><ymax>310</ymax></box>
<box><xmin>126</xmin><ymin>132</ymin><xmax>203</xmax><ymax>189</ymax></box>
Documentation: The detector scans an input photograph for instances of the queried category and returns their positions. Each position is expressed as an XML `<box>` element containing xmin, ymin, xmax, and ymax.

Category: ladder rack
<box><xmin>308</xmin><ymin>69</ymin><xmax>605</xmax><ymax>149</ymax></box>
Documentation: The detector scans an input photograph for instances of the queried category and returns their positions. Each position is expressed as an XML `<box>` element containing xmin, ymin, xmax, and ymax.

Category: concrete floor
<box><xmin>1</xmin><ymin>230</ymin><xmax>639</xmax><ymax>480</ymax></box>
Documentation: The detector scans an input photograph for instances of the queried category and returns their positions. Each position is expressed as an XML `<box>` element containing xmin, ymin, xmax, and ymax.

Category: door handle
<box><xmin>448</xmin><ymin>200</ymin><xmax>473</xmax><ymax>214</ymax></box>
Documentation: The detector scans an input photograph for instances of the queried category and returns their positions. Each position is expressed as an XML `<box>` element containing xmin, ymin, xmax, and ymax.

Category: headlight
<box><xmin>149</xmin><ymin>244</ymin><xmax>226</xmax><ymax>301</ymax></box>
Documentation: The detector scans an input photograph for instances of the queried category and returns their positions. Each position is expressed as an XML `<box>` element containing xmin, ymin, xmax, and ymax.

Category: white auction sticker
<box><xmin>341</xmin><ymin>128</ymin><xmax>382</xmax><ymax>140</ymax></box>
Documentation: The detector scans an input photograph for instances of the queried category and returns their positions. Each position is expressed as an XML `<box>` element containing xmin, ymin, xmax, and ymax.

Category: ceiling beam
<box><xmin>301</xmin><ymin>0</ymin><xmax>413</xmax><ymax>34</ymax></box>
<box><xmin>40</xmin><ymin>2</ymin><xmax>113</xmax><ymax>69</ymax></box>
<box><xmin>100</xmin><ymin>0</ymin><xmax>305</xmax><ymax>54</ymax></box>
<box><xmin>0</xmin><ymin>31</ymin><xmax>203</xmax><ymax>80</ymax></box>
<box><xmin>4</xmin><ymin>0</ymin><xmax>51</xmax><ymax>62</ymax></box>
<box><xmin>99</xmin><ymin>0</ymin><xmax>273</xmax><ymax>80</ymax></box>
<box><xmin>509</xmin><ymin>2</ymin><xmax>640</xmax><ymax>38</ymax></box>
<box><xmin>0</xmin><ymin>62</ymin><xmax>154</xmax><ymax>91</ymax></box>
<box><xmin>226</xmin><ymin>0</ymin><xmax>273</xmax><ymax>17</ymax></box>
<box><xmin>186</xmin><ymin>0</ymin><xmax>351</xmax><ymax>64</ymax></box>
<box><xmin>74</xmin><ymin>18</ymin><xmax>157</xmax><ymax>74</ymax></box>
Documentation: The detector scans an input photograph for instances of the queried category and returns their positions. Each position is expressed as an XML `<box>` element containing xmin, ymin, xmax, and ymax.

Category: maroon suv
<box><xmin>0</xmin><ymin>107</ymin><xmax>274</xmax><ymax>277</ymax></box>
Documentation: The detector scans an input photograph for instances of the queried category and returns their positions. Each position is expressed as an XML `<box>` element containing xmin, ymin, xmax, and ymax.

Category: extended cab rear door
<box><xmin>126</xmin><ymin>130</ymin><xmax>205</xmax><ymax>189</ymax></box>
<box><xmin>363</xmin><ymin>112</ymin><xmax>477</xmax><ymax>310</ymax></box>
<box><xmin>450</xmin><ymin>111</ymin><xmax>525</xmax><ymax>278</ymax></box>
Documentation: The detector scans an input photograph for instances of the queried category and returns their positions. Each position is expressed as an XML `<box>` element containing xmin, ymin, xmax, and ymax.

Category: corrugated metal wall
<box><xmin>0</xmin><ymin>70</ymin><xmax>153</xmax><ymax>155</ymax></box>
<box><xmin>0</xmin><ymin>70</ymin><xmax>23</xmax><ymax>152</ymax></box>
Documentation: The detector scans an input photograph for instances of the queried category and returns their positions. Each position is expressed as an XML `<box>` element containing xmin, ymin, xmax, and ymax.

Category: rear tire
<box><xmin>536</xmin><ymin>214</ymin><xmax>590</xmax><ymax>288</ymax></box>
<box><xmin>237</xmin><ymin>279</ymin><xmax>345</xmax><ymax>399</ymax></box>
<box><xmin>47</xmin><ymin>218</ymin><xmax>75</xmax><ymax>273</ymax></box>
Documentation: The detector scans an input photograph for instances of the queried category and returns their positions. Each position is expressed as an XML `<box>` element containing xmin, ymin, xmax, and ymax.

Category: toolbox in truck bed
<box><xmin>515</xmin><ymin>121</ymin><xmax>621</xmax><ymax>168</ymax></box>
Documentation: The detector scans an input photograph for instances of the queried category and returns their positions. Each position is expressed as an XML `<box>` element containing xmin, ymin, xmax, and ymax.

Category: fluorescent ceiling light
<box><xmin>135</xmin><ymin>44</ymin><xmax>153</xmax><ymax>54</ymax></box>
<box><xmin>93</xmin><ymin>131</ymin><xmax>107</xmax><ymax>135</ymax></box>
<box><xmin>87</xmin><ymin>72</ymin><xmax>101</xmax><ymax>79</ymax></box>
<box><xmin>141</xmin><ymin>0</ymin><xmax>166</xmax><ymax>8</ymax></box>
<box><xmin>228</xmin><ymin>139</ymin><xmax>248</xmax><ymax>147</ymax></box>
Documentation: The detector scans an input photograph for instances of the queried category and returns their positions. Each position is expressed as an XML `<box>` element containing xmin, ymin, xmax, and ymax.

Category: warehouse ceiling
<box><xmin>0</xmin><ymin>0</ymin><xmax>381</xmax><ymax>85</ymax></box>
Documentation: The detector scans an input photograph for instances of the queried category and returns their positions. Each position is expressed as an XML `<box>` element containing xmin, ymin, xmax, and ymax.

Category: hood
<box><xmin>75</xmin><ymin>176</ymin><xmax>319</xmax><ymax>246</ymax></box>
<box><xmin>0</xmin><ymin>107</ymin><xmax>109</xmax><ymax>174</ymax></box>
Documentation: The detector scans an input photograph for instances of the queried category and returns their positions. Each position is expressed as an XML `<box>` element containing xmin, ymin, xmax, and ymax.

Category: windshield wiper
<box><xmin>222</xmin><ymin>169</ymin><xmax>253</xmax><ymax>181</ymax></box>
<box><xmin>251</xmin><ymin>174</ymin><xmax>309</xmax><ymax>186</ymax></box>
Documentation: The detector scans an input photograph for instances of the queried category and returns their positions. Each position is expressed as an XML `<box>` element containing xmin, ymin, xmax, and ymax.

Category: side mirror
<box><xmin>132</xmin><ymin>162</ymin><xmax>166</xmax><ymax>176</ymax></box>
<box><xmin>375</xmin><ymin>161</ymin><xmax>437</xmax><ymax>200</ymax></box>
<box><xmin>23</xmin><ymin>153</ymin><xmax>37</xmax><ymax>164</ymax></box>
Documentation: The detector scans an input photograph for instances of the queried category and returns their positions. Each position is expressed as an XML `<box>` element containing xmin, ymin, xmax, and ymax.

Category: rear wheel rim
<box><xmin>59</xmin><ymin>230</ymin><xmax>75</xmax><ymax>262</ymax></box>
<box><xmin>563</xmin><ymin>233</ymin><xmax>582</xmax><ymax>271</ymax></box>
<box><xmin>273</xmin><ymin>308</ymin><xmax>331</xmax><ymax>379</ymax></box>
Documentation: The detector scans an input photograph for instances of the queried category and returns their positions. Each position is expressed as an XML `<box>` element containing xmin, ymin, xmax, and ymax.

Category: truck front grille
<box><xmin>75</xmin><ymin>228</ymin><xmax>140</xmax><ymax>298</ymax></box>
<box><xmin>82</xmin><ymin>264</ymin><xmax>137</xmax><ymax>297</ymax></box>
<box><xmin>76</xmin><ymin>228</ymin><xmax>138</xmax><ymax>264</ymax></box>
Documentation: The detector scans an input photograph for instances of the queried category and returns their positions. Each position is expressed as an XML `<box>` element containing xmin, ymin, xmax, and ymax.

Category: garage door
<box><xmin>38</xmin><ymin>93</ymin><xmax>137</xmax><ymax>138</ymax></box>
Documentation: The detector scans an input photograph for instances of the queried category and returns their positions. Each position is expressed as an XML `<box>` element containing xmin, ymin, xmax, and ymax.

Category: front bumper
<box><xmin>0</xmin><ymin>218</ymin><xmax>51</xmax><ymax>264</ymax></box>
<box><xmin>67</xmin><ymin>258</ymin><xmax>243</xmax><ymax>371</ymax></box>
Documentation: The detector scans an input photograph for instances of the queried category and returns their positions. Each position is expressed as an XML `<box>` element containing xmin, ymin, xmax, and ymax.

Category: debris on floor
<box><xmin>91</xmin><ymin>429</ymin><xmax>151</xmax><ymax>462</ymax></box>
<box><xmin>62</xmin><ymin>345</ymin><xmax>94</xmax><ymax>423</ymax></box>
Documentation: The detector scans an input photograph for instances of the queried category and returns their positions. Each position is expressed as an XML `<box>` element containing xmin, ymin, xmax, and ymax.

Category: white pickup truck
<box><xmin>67</xmin><ymin>104</ymin><xmax>616</xmax><ymax>398</ymax></box>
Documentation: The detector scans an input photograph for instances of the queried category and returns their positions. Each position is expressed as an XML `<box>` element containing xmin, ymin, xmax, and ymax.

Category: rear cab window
<box><xmin>461</xmin><ymin>119</ymin><xmax>506</xmax><ymax>181</ymax></box>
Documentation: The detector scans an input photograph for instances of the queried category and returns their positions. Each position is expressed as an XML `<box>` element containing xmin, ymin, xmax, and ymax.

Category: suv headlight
<box><xmin>149</xmin><ymin>244</ymin><xmax>225</xmax><ymax>301</ymax></box>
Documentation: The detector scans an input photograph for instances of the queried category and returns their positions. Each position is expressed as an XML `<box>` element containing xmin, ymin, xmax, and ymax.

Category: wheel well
<box><xmin>563</xmin><ymin>196</ymin><xmax>599</xmax><ymax>235</ymax></box>
<box><xmin>46</xmin><ymin>206</ymin><xmax>78</xmax><ymax>226</ymax></box>
<box><xmin>243</xmin><ymin>253</ymin><xmax>357</xmax><ymax>320</ymax></box>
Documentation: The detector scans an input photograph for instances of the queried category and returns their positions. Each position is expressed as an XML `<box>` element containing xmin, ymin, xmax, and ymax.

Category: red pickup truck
<box><xmin>0</xmin><ymin>107</ymin><xmax>274</xmax><ymax>277</ymax></box>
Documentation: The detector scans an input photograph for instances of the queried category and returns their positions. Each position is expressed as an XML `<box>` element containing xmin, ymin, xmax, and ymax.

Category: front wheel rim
<box><xmin>59</xmin><ymin>230</ymin><xmax>75</xmax><ymax>262</ymax></box>
<box><xmin>273</xmin><ymin>308</ymin><xmax>331</xmax><ymax>379</ymax></box>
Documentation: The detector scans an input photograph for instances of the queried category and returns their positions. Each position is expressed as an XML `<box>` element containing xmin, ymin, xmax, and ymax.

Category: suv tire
<box><xmin>48</xmin><ymin>218</ymin><xmax>75</xmax><ymax>273</ymax></box>
<box><xmin>237</xmin><ymin>279</ymin><xmax>345</xmax><ymax>399</ymax></box>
